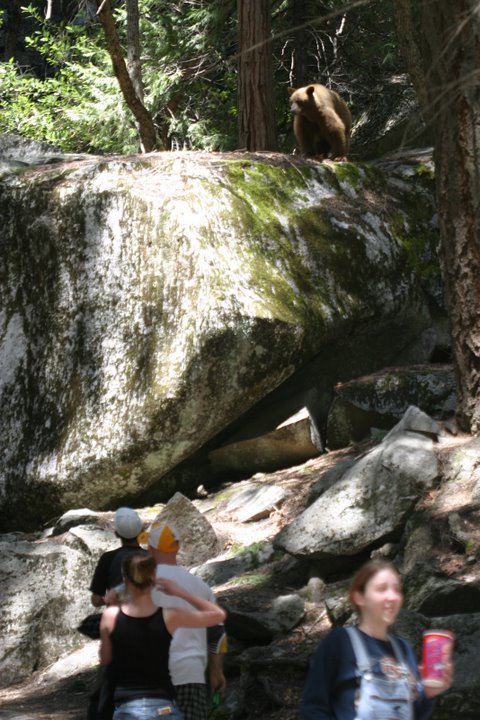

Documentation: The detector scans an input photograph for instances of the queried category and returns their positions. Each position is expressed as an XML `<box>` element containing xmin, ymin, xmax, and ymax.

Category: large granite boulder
<box><xmin>0</xmin><ymin>145</ymin><xmax>443</xmax><ymax>530</ymax></box>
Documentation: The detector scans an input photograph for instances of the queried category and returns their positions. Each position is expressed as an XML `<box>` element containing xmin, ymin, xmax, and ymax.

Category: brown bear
<box><xmin>288</xmin><ymin>84</ymin><xmax>352</xmax><ymax>161</ymax></box>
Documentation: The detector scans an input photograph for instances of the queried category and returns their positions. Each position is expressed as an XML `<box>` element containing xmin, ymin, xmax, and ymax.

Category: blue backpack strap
<box><xmin>345</xmin><ymin>626</ymin><xmax>371</xmax><ymax>673</ymax></box>
<box><xmin>388</xmin><ymin>635</ymin><xmax>410</xmax><ymax>672</ymax></box>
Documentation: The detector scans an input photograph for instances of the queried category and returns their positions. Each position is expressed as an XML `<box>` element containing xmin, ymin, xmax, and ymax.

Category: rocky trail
<box><xmin>0</xmin><ymin>445</ymin><xmax>359</xmax><ymax>720</ymax></box>
<box><xmin>1</xmin><ymin>433</ymin><xmax>479</xmax><ymax>720</ymax></box>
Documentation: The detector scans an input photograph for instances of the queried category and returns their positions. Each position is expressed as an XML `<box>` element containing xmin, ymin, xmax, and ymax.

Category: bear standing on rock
<box><xmin>288</xmin><ymin>84</ymin><xmax>352</xmax><ymax>161</ymax></box>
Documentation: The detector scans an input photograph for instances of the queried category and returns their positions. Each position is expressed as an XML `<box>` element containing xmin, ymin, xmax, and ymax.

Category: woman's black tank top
<box><xmin>110</xmin><ymin>608</ymin><xmax>174</xmax><ymax>697</ymax></box>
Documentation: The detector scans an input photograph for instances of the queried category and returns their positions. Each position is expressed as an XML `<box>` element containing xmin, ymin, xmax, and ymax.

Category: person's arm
<box><xmin>300</xmin><ymin>629</ymin><xmax>343</xmax><ymax>720</ymax></box>
<box><xmin>158</xmin><ymin>577</ymin><xmax>226</xmax><ymax>634</ymax></box>
<box><xmin>209</xmin><ymin>651</ymin><xmax>226</xmax><ymax>696</ymax></box>
<box><xmin>89</xmin><ymin>554</ymin><xmax>110</xmax><ymax>608</ymax></box>
<box><xmin>99</xmin><ymin>606</ymin><xmax>119</xmax><ymax>666</ymax></box>
<box><xmin>91</xmin><ymin>592</ymin><xmax>105</xmax><ymax>607</ymax></box>
<box><xmin>207</xmin><ymin>624</ymin><xmax>227</xmax><ymax>695</ymax></box>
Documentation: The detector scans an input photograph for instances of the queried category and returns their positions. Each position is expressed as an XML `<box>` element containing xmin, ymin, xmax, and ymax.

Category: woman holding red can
<box><xmin>300</xmin><ymin>559</ymin><xmax>453</xmax><ymax>720</ymax></box>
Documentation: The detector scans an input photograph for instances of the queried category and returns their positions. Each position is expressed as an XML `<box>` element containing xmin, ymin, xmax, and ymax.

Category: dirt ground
<box><xmin>0</xmin><ymin>666</ymin><xmax>96</xmax><ymax>719</ymax></box>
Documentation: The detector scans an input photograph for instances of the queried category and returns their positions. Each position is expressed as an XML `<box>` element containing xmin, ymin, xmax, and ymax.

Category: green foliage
<box><xmin>228</xmin><ymin>541</ymin><xmax>266</xmax><ymax>558</ymax></box>
<box><xmin>0</xmin><ymin>0</ymin><xmax>403</xmax><ymax>155</ymax></box>
<box><xmin>137</xmin><ymin>0</ymin><xmax>238</xmax><ymax>150</ymax></box>
<box><xmin>0</xmin><ymin>0</ymin><xmax>239</xmax><ymax>153</ymax></box>
<box><xmin>225</xmin><ymin>572</ymin><xmax>271</xmax><ymax>587</ymax></box>
<box><xmin>0</xmin><ymin>5</ymin><xmax>140</xmax><ymax>153</ymax></box>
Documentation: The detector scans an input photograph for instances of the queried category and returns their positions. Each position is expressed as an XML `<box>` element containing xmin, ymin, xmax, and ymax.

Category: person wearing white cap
<box><xmin>89</xmin><ymin>507</ymin><xmax>146</xmax><ymax>608</ymax></box>
<box><xmin>87</xmin><ymin>508</ymin><xmax>147</xmax><ymax>720</ymax></box>
<box><xmin>147</xmin><ymin>522</ymin><xmax>227</xmax><ymax>720</ymax></box>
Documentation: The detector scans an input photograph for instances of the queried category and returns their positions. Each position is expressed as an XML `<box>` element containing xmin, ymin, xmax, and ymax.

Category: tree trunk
<box><xmin>290</xmin><ymin>0</ymin><xmax>309</xmax><ymax>87</ymax></box>
<box><xmin>126</xmin><ymin>0</ymin><xmax>144</xmax><ymax>103</ymax></box>
<box><xmin>237</xmin><ymin>0</ymin><xmax>277</xmax><ymax>151</ymax></box>
<box><xmin>393</xmin><ymin>1</ymin><xmax>430</xmax><ymax>121</ymax></box>
<box><xmin>2</xmin><ymin>0</ymin><xmax>22</xmax><ymax>62</ymax></box>
<box><xmin>96</xmin><ymin>0</ymin><xmax>161</xmax><ymax>152</ymax></box>
<box><xmin>395</xmin><ymin>0</ymin><xmax>480</xmax><ymax>432</ymax></box>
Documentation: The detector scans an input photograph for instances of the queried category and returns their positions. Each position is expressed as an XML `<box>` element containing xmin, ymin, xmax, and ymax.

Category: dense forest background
<box><xmin>0</xmin><ymin>0</ymin><xmax>407</xmax><ymax>156</ymax></box>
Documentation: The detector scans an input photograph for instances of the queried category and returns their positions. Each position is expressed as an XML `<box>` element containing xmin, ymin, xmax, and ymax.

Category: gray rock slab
<box><xmin>0</xmin><ymin>536</ymin><xmax>94</xmax><ymax>688</ymax></box>
<box><xmin>149</xmin><ymin>492</ymin><xmax>220</xmax><ymax>567</ymax></box>
<box><xmin>209</xmin><ymin>408</ymin><xmax>322</xmax><ymax>479</ymax></box>
<box><xmin>327</xmin><ymin>365</ymin><xmax>455</xmax><ymax>449</ymax></box>
<box><xmin>223</xmin><ymin>483</ymin><xmax>289</xmax><ymax>522</ymax></box>
<box><xmin>275</xmin><ymin>427</ymin><xmax>438</xmax><ymax>558</ymax></box>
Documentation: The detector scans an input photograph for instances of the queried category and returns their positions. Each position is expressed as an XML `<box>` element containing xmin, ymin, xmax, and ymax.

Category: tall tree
<box><xmin>395</xmin><ymin>0</ymin><xmax>480</xmax><ymax>433</ymax></box>
<box><xmin>126</xmin><ymin>0</ymin><xmax>144</xmax><ymax>103</ymax></box>
<box><xmin>1</xmin><ymin>0</ymin><xmax>23</xmax><ymax>61</ymax></box>
<box><xmin>277</xmin><ymin>0</ymin><xmax>346</xmax><ymax>88</ymax></box>
<box><xmin>237</xmin><ymin>0</ymin><xmax>277</xmax><ymax>150</ymax></box>
<box><xmin>284</xmin><ymin>0</ymin><xmax>312</xmax><ymax>87</ymax></box>
<box><xmin>96</xmin><ymin>0</ymin><xmax>161</xmax><ymax>152</ymax></box>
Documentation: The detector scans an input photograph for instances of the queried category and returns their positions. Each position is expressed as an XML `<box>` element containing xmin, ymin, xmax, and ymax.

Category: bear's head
<box><xmin>288</xmin><ymin>85</ymin><xmax>318</xmax><ymax>120</ymax></box>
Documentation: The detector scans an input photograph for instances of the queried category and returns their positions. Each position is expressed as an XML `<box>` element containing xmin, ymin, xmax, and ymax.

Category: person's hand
<box><xmin>104</xmin><ymin>588</ymin><xmax>119</xmax><ymax>606</ymax></box>
<box><xmin>422</xmin><ymin>646</ymin><xmax>454</xmax><ymax>698</ymax></box>
<box><xmin>209</xmin><ymin>666</ymin><xmax>226</xmax><ymax>696</ymax></box>
<box><xmin>155</xmin><ymin>577</ymin><xmax>183</xmax><ymax>596</ymax></box>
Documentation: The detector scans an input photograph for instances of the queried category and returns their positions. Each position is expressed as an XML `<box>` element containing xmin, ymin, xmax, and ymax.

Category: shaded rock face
<box><xmin>351</xmin><ymin>80</ymin><xmax>431</xmax><ymax>161</ymax></box>
<box><xmin>0</xmin><ymin>145</ymin><xmax>443</xmax><ymax>531</ymax></box>
<box><xmin>327</xmin><ymin>364</ymin><xmax>455</xmax><ymax>448</ymax></box>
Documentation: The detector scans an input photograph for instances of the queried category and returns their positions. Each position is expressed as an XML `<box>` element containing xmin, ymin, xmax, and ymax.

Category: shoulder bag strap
<box><xmin>345</xmin><ymin>626</ymin><xmax>371</xmax><ymax>673</ymax></box>
<box><xmin>388</xmin><ymin>635</ymin><xmax>410</xmax><ymax>673</ymax></box>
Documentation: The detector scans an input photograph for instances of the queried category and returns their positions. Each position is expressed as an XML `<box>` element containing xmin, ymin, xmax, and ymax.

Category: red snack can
<box><xmin>422</xmin><ymin>629</ymin><xmax>454</xmax><ymax>687</ymax></box>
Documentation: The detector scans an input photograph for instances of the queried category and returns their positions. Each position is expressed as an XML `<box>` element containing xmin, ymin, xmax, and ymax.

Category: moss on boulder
<box><xmin>0</xmin><ymin>149</ymin><xmax>442</xmax><ymax>530</ymax></box>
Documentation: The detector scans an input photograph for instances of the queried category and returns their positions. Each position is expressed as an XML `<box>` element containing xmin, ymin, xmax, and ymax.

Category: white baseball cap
<box><xmin>113</xmin><ymin>507</ymin><xmax>142</xmax><ymax>539</ymax></box>
<box><xmin>147</xmin><ymin>522</ymin><xmax>180</xmax><ymax>552</ymax></box>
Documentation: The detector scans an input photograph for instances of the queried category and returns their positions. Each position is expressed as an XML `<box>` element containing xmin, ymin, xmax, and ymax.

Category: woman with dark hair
<box><xmin>299</xmin><ymin>559</ymin><xmax>453</xmax><ymax>720</ymax></box>
<box><xmin>99</xmin><ymin>552</ymin><xmax>226</xmax><ymax>720</ymax></box>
